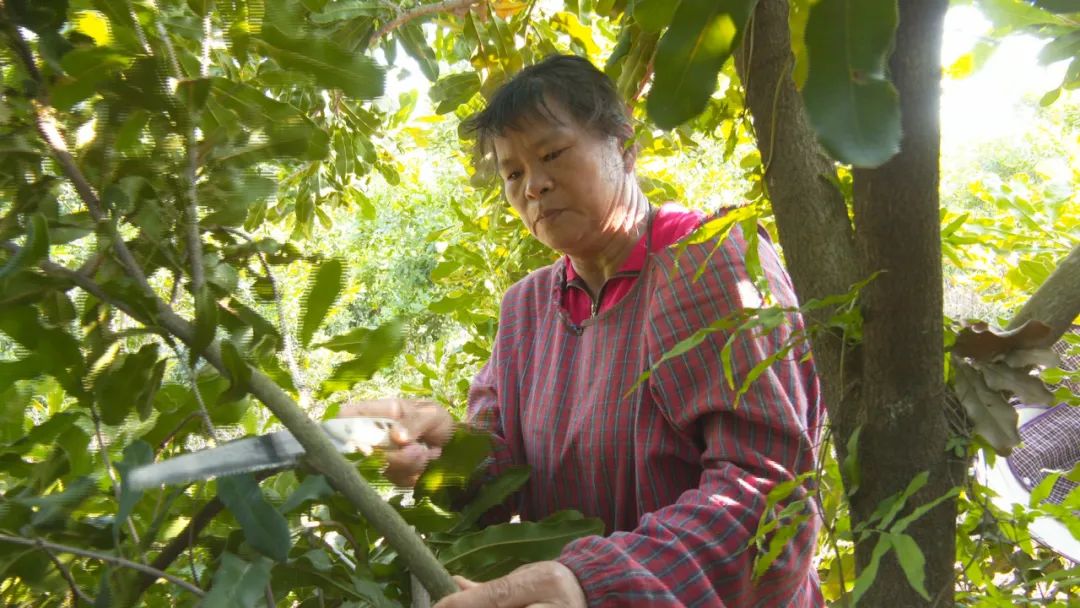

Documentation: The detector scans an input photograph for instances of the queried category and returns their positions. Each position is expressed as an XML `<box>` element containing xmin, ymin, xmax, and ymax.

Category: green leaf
<box><xmin>318</xmin><ymin>319</ymin><xmax>405</xmax><ymax>396</ymax></box>
<box><xmin>95</xmin><ymin>344</ymin><xmax>163</xmax><ymax>425</ymax></box>
<box><xmin>851</xmin><ymin>534</ymin><xmax>892</xmax><ymax>605</ymax></box>
<box><xmin>218</xmin><ymin>474</ymin><xmax>293</xmax><ymax>562</ymax></box>
<box><xmin>801</xmin><ymin>0</ymin><xmax>900</xmax><ymax>167</ymax></box>
<box><xmin>398</xmin><ymin>23</ymin><xmax>440</xmax><ymax>82</ymax></box>
<box><xmin>1033</xmin><ymin>0</ymin><xmax>1080</xmax><ymax>14</ymax></box>
<box><xmin>299</xmin><ymin>259</ymin><xmax>345</xmax><ymax>348</ymax></box>
<box><xmin>647</xmin><ymin>0</ymin><xmax>758</xmax><ymax>129</ymax></box>
<box><xmin>5</xmin><ymin>0</ymin><xmax>69</xmax><ymax>34</ymax></box>
<box><xmin>193</xmin><ymin>287</ymin><xmax>218</xmax><ymax>363</ymax></box>
<box><xmin>0</xmin><ymin>214</ymin><xmax>49</xmax><ymax>281</ymax></box>
<box><xmin>430</xmin><ymin>72</ymin><xmax>482</xmax><ymax>115</ymax></box>
<box><xmin>415</xmin><ymin>426</ymin><xmax>493</xmax><ymax>502</ymax></box>
<box><xmin>115</xmin><ymin>440</ymin><xmax>153</xmax><ymax>538</ymax></box>
<box><xmin>218</xmin><ymin>341</ymin><xmax>252</xmax><ymax>403</ymax></box>
<box><xmin>454</xmin><ymin>465</ymin><xmax>531</xmax><ymax>532</ymax></box>
<box><xmin>0</xmin><ymin>306</ymin><xmax>83</xmax><ymax>392</ymax></box>
<box><xmin>634</xmin><ymin>0</ymin><xmax>680</xmax><ymax>31</ymax></box>
<box><xmin>202</xmin><ymin>552</ymin><xmax>274</xmax><ymax>607</ymax></box>
<box><xmin>841</xmin><ymin>425</ymin><xmax>862</xmax><ymax>495</ymax></box>
<box><xmin>439</xmin><ymin>510</ymin><xmax>603</xmax><ymax>581</ymax></box>
<box><xmin>279</xmin><ymin>474</ymin><xmax>334</xmax><ymax>514</ymax></box>
<box><xmin>16</xmin><ymin>476</ymin><xmax>96</xmax><ymax>529</ymax></box>
<box><xmin>889</xmin><ymin>532</ymin><xmax>930</xmax><ymax>600</ymax></box>
<box><xmin>256</xmin><ymin>26</ymin><xmax>385</xmax><ymax>98</ymax></box>
<box><xmin>187</xmin><ymin>0</ymin><xmax>212</xmax><ymax>16</ymax></box>
<box><xmin>309</xmin><ymin>0</ymin><xmax>386</xmax><ymax>23</ymax></box>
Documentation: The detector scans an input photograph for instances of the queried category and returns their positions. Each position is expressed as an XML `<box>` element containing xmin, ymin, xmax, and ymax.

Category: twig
<box><xmin>369</xmin><ymin>0</ymin><xmax>481</xmax><ymax>49</ymax></box>
<box><xmin>257</xmin><ymin>249</ymin><xmax>311</xmax><ymax>406</ymax></box>
<box><xmin>151</xmin><ymin>13</ymin><xmax>208</xmax><ymax>307</ymax></box>
<box><xmin>166</xmin><ymin>337</ymin><xmax>220</xmax><ymax>444</ymax></box>
<box><xmin>44</xmin><ymin>547</ymin><xmax>95</xmax><ymax>605</ymax></box>
<box><xmin>0</xmin><ymin>533</ymin><xmax>204</xmax><ymax>597</ymax></box>
<box><xmin>86</xmin><ymin>401</ymin><xmax>143</xmax><ymax>548</ymax></box>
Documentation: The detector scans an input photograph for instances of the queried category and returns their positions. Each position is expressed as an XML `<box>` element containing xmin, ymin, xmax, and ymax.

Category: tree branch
<box><xmin>1007</xmin><ymin>242</ymin><xmax>1080</xmax><ymax>343</ymax></box>
<box><xmin>0</xmin><ymin>533</ymin><xmax>204</xmax><ymax>598</ymax></box>
<box><xmin>5</xmin><ymin>253</ymin><xmax>458</xmax><ymax>598</ymax></box>
<box><xmin>44</xmin><ymin>547</ymin><xmax>95</xmax><ymax>606</ymax></box>
<box><xmin>257</xmin><ymin>249</ymin><xmax>312</xmax><ymax>406</ymax></box>
<box><xmin>736</xmin><ymin>0</ymin><xmax>861</xmax><ymax>422</ymax></box>
<box><xmin>133</xmin><ymin>494</ymin><xmax>222</xmax><ymax>598</ymax></box>
<box><xmin>369</xmin><ymin>0</ymin><xmax>481</xmax><ymax>49</ymax></box>
<box><xmin>5</xmin><ymin>18</ymin><xmax>455</xmax><ymax>601</ymax></box>
<box><xmin>153</xmin><ymin>18</ymin><xmax>208</xmax><ymax>300</ymax></box>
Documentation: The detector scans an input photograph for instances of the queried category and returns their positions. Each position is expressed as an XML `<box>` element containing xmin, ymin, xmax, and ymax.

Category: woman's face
<box><xmin>492</xmin><ymin>100</ymin><xmax>635</xmax><ymax>257</ymax></box>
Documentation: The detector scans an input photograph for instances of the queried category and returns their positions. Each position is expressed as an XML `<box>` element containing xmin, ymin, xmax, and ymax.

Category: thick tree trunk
<box><xmin>740</xmin><ymin>1</ymin><xmax>959</xmax><ymax>605</ymax></box>
<box><xmin>850</xmin><ymin>1</ymin><xmax>960</xmax><ymax>606</ymax></box>
<box><xmin>736</xmin><ymin>0</ymin><xmax>860</xmax><ymax>428</ymax></box>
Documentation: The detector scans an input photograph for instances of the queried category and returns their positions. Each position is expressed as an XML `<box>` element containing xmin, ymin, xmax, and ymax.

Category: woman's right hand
<box><xmin>338</xmin><ymin>399</ymin><xmax>456</xmax><ymax>487</ymax></box>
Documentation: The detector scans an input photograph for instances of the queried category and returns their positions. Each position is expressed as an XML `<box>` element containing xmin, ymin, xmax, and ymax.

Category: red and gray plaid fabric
<box><xmin>1007</xmin><ymin>325</ymin><xmax>1080</xmax><ymax>505</ymax></box>
<box><xmin>468</xmin><ymin>218</ymin><xmax>824</xmax><ymax>606</ymax></box>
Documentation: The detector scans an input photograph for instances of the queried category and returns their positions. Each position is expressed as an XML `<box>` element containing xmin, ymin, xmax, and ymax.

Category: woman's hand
<box><xmin>338</xmin><ymin>399</ymin><xmax>455</xmax><ymax>486</ymax></box>
<box><xmin>433</xmin><ymin>562</ymin><xmax>587</xmax><ymax>608</ymax></box>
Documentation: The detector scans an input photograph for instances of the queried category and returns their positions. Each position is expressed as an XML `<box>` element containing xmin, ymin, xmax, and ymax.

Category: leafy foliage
<box><xmin>0</xmin><ymin>0</ymin><xmax>1077</xmax><ymax>606</ymax></box>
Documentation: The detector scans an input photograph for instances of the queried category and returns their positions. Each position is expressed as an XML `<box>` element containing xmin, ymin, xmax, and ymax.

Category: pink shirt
<box><xmin>562</xmin><ymin>203</ymin><xmax>706</xmax><ymax>324</ymax></box>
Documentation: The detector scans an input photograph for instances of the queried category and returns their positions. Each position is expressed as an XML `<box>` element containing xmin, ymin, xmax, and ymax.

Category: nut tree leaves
<box><xmin>202</xmin><ymin>552</ymin><xmax>275</xmax><ymax>607</ymax></box>
<box><xmin>256</xmin><ymin>25</ymin><xmax>385</xmax><ymax>99</ymax></box>
<box><xmin>219</xmin><ymin>340</ymin><xmax>253</xmax><ymax>404</ymax></box>
<box><xmin>647</xmin><ymin>0</ymin><xmax>758</xmax><ymax>130</ymax></box>
<box><xmin>1033</xmin><ymin>0</ymin><xmax>1080</xmax><ymax>13</ymax></box>
<box><xmin>430</xmin><ymin>72</ymin><xmax>481</xmax><ymax>115</ymax></box>
<box><xmin>453</xmin><ymin>465</ymin><xmax>531</xmax><ymax>532</ymax></box>
<box><xmin>299</xmin><ymin>258</ymin><xmax>345</xmax><ymax>348</ymax></box>
<box><xmin>0</xmin><ymin>214</ymin><xmax>49</xmax><ymax>281</ymax></box>
<box><xmin>0</xmin><ymin>306</ymin><xmax>83</xmax><ymax>390</ymax></box>
<box><xmin>317</xmin><ymin>319</ymin><xmax>405</xmax><ymax>397</ymax></box>
<box><xmin>218</xmin><ymin>474</ymin><xmax>293</xmax><ymax>562</ymax></box>
<box><xmin>115</xmin><ymin>440</ymin><xmax>153</xmax><ymax>539</ymax></box>
<box><xmin>309</xmin><ymin>0</ymin><xmax>387</xmax><ymax>23</ymax></box>
<box><xmin>4</xmin><ymin>0</ymin><xmax>69</xmax><ymax>34</ymax></box>
<box><xmin>634</xmin><ymin>0</ymin><xmax>681</xmax><ymax>31</ymax></box>
<box><xmin>192</xmin><ymin>286</ymin><xmax>218</xmax><ymax>364</ymax></box>
<box><xmin>399</xmin><ymin>23</ymin><xmax>440</xmax><ymax>82</ymax></box>
<box><xmin>954</xmin><ymin>320</ymin><xmax>1054</xmax><ymax>359</ymax></box>
<box><xmin>438</xmin><ymin>510</ymin><xmax>603</xmax><ymax>581</ymax></box>
<box><xmin>279</xmin><ymin>474</ymin><xmax>334</xmax><ymax>514</ymax></box>
<box><xmin>95</xmin><ymin>343</ymin><xmax>164</xmax><ymax>425</ymax></box>
<box><xmin>889</xmin><ymin>532</ymin><xmax>930</xmax><ymax>600</ymax></box>
<box><xmin>15</xmin><ymin>475</ymin><xmax>96</xmax><ymax>529</ymax></box>
<box><xmin>953</xmin><ymin>358</ymin><xmax>1022</xmax><ymax>455</ymax></box>
<box><xmin>801</xmin><ymin>0</ymin><xmax>901</xmax><ymax>167</ymax></box>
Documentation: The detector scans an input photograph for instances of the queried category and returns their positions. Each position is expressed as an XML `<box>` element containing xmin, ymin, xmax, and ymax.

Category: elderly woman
<box><xmin>346</xmin><ymin>55</ymin><xmax>823</xmax><ymax>607</ymax></box>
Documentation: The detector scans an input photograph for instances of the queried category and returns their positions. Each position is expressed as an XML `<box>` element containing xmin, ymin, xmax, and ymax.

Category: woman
<box><xmin>345</xmin><ymin>55</ymin><xmax>824</xmax><ymax>607</ymax></box>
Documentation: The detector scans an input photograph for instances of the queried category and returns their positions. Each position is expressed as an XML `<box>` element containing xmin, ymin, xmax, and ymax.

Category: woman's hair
<box><xmin>461</xmin><ymin>54</ymin><xmax>632</xmax><ymax>173</ymax></box>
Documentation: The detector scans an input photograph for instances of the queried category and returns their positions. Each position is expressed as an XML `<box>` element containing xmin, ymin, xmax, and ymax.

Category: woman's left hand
<box><xmin>432</xmin><ymin>561</ymin><xmax>587</xmax><ymax>608</ymax></box>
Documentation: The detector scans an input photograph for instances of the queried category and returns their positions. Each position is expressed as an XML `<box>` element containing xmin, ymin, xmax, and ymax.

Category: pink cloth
<box><xmin>562</xmin><ymin>203</ymin><xmax>706</xmax><ymax>325</ymax></box>
<box><xmin>468</xmin><ymin>209</ymin><xmax>824</xmax><ymax>606</ymax></box>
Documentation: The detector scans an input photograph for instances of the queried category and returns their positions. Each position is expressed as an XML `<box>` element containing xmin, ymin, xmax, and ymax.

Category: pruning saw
<box><xmin>125</xmin><ymin>416</ymin><xmax>398</xmax><ymax>491</ymax></box>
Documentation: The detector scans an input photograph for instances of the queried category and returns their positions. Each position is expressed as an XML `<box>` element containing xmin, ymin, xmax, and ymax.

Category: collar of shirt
<box><xmin>562</xmin><ymin>203</ymin><xmax>706</xmax><ymax>324</ymax></box>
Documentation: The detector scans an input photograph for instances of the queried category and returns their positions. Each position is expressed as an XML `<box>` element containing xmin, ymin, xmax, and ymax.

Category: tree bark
<box><xmin>736</xmin><ymin>0</ymin><xmax>861</xmax><ymax>429</ymax></box>
<box><xmin>849</xmin><ymin>1</ymin><xmax>960</xmax><ymax>605</ymax></box>
<box><xmin>1007</xmin><ymin>242</ymin><xmax>1080</xmax><ymax>341</ymax></box>
<box><xmin>740</xmin><ymin>0</ymin><xmax>960</xmax><ymax>605</ymax></box>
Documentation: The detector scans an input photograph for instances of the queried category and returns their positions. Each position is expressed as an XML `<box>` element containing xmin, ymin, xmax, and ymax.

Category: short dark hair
<box><xmin>461</xmin><ymin>54</ymin><xmax>631</xmax><ymax>171</ymax></box>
